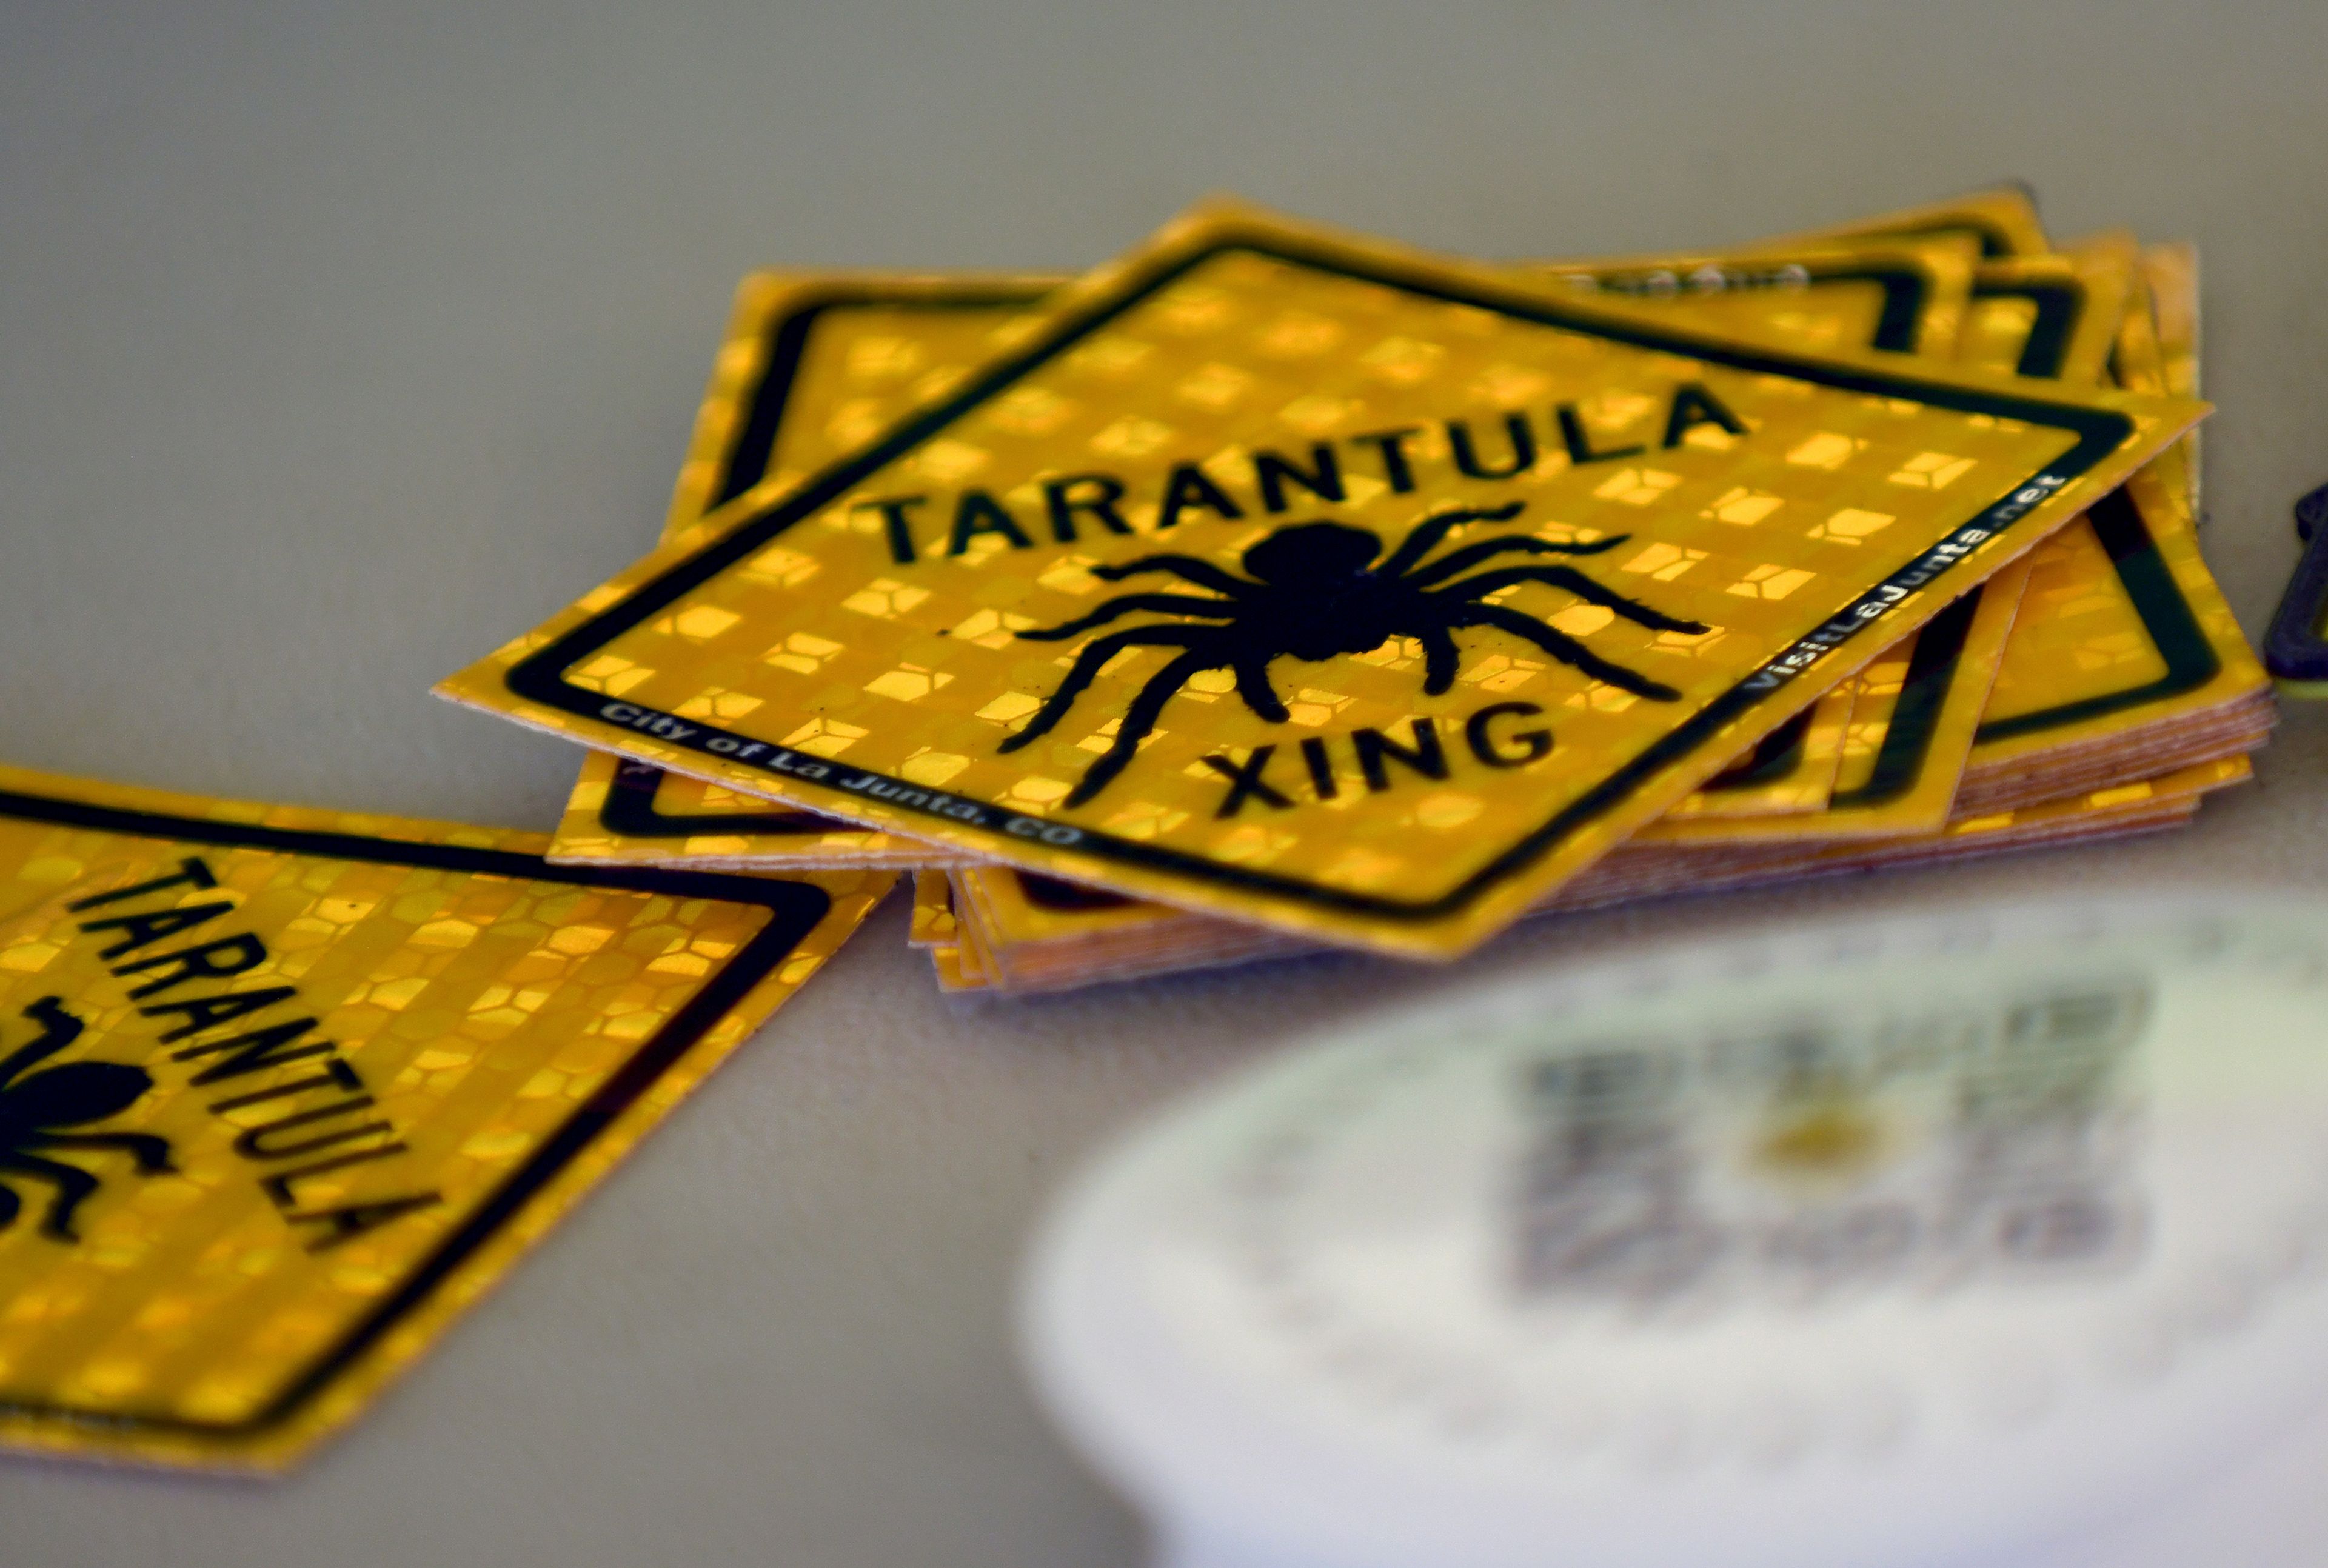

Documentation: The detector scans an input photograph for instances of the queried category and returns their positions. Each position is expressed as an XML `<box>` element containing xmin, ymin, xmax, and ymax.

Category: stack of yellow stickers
<box><xmin>441</xmin><ymin>189</ymin><xmax>2260</xmax><ymax>995</ymax></box>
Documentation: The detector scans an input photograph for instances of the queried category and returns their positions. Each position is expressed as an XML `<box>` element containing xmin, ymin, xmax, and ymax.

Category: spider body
<box><xmin>1240</xmin><ymin>524</ymin><xmax>1418</xmax><ymax>663</ymax></box>
<box><xmin>0</xmin><ymin>996</ymin><xmax>174</xmax><ymax>1241</ymax></box>
<box><xmin>1001</xmin><ymin>502</ymin><xmax>1710</xmax><ymax>806</ymax></box>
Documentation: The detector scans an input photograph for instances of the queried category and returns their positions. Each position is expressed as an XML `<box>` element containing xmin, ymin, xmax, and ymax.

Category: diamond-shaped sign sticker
<box><xmin>440</xmin><ymin>201</ymin><xmax>2205</xmax><ymax>958</ymax></box>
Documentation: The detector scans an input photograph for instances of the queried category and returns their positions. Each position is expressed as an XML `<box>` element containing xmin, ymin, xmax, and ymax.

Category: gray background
<box><xmin>6</xmin><ymin>2</ymin><xmax>2328</xmax><ymax>1563</ymax></box>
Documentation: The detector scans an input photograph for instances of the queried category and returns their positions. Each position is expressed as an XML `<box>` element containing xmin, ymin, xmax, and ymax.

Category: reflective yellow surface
<box><xmin>556</xmin><ymin>237</ymin><xmax>1980</xmax><ymax>867</ymax></box>
<box><xmin>443</xmin><ymin>201</ymin><xmax>2201</xmax><ymax>958</ymax></box>
<box><xmin>0</xmin><ymin>762</ymin><xmax>888</xmax><ymax>1469</ymax></box>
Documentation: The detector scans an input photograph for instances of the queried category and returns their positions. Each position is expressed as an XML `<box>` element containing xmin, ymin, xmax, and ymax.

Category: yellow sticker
<box><xmin>441</xmin><ymin>200</ymin><xmax>2201</xmax><ymax>958</ymax></box>
<box><xmin>1540</xmin><ymin>235</ymin><xmax>1976</xmax><ymax>359</ymax></box>
<box><xmin>936</xmin><ymin>875</ymin><xmax>1000</xmax><ymax>990</ymax></box>
<box><xmin>0</xmin><ymin>762</ymin><xmax>889</xmax><ymax>1469</ymax></box>
<box><xmin>2104</xmin><ymin>247</ymin><xmax>2197</xmax><ymax>522</ymax></box>
<box><xmin>2113</xmin><ymin>244</ymin><xmax>2197</xmax><ymax>525</ymax></box>
<box><xmin>908</xmin><ymin>868</ymin><xmax>957</xmax><ymax>947</ymax></box>
<box><xmin>2146</xmin><ymin>244</ymin><xmax>2201</xmax><ymax>399</ymax></box>
<box><xmin>1762</xmin><ymin>184</ymin><xmax>2051</xmax><ymax>262</ymax></box>
<box><xmin>1956</xmin><ymin>236</ymin><xmax>2135</xmax><ymax>385</ymax></box>
<box><xmin>555</xmin><ymin>240</ymin><xmax>1978</xmax><ymax>869</ymax></box>
<box><xmin>1968</xmin><ymin>251</ymin><xmax>2266</xmax><ymax>782</ymax></box>
<box><xmin>930</xmin><ymin>938</ymin><xmax>988</xmax><ymax>993</ymax></box>
<box><xmin>1973</xmin><ymin>463</ymin><xmax>2267</xmax><ymax>769</ymax></box>
<box><xmin>1651</xmin><ymin>682</ymin><xmax>1855</xmax><ymax>821</ymax></box>
<box><xmin>2144</xmin><ymin>242</ymin><xmax>2202</xmax><ymax>518</ymax></box>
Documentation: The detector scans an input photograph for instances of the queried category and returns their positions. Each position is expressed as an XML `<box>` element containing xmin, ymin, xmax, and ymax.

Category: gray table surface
<box><xmin>8</xmin><ymin>2</ymin><xmax>2328</xmax><ymax>1563</ymax></box>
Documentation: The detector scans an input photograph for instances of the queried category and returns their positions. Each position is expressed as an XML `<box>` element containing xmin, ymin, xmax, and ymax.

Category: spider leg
<box><xmin>0</xmin><ymin>997</ymin><xmax>82</xmax><ymax>1089</ymax></box>
<box><xmin>1064</xmin><ymin>649</ymin><xmax>1222</xmax><ymax>808</ymax></box>
<box><xmin>1377</xmin><ymin>501</ymin><xmax>1526</xmax><ymax>578</ymax></box>
<box><xmin>1431</xmin><ymin>565</ymin><xmax>1708</xmax><ymax>633</ymax></box>
<box><xmin>1089</xmin><ymin>554</ymin><xmax>1259</xmax><ymax>598</ymax></box>
<box><xmin>1455</xmin><ymin>604</ymin><xmax>1685</xmax><ymax>701</ymax></box>
<box><xmin>1405</xmin><ymin>533</ymin><xmax>1630</xmax><ymax>587</ymax></box>
<box><xmin>1416</xmin><ymin>627</ymin><xmax>1463</xmax><ymax>695</ymax></box>
<box><xmin>999</xmin><ymin>627</ymin><xmax>1209</xmax><ymax>754</ymax></box>
<box><xmin>26</xmin><ymin>1131</ymin><xmax>175</xmax><ymax>1174</ymax></box>
<box><xmin>0</xmin><ymin>1152</ymin><xmax>100</xmax><ymax>1241</ymax></box>
<box><xmin>1016</xmin><ymin>593</ymin><xmax>1237</xmax><ymax>642</ymax></box>
<box><xmin>1232</xmin><ymin>654</ymin><xmax>1288</xmax><ymax>722</ymax></box>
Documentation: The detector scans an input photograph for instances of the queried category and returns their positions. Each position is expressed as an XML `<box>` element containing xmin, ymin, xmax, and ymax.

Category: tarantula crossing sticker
<box><xmin>0</xmin><ymin>761</ymin><xmax>889</xmax><ymax>1470</ymax></box>
<box><xmin>440</xmin><ymin>201</ymin><xmax>2205</xmax><ymax>958</ymax></box>
<box><xmin>544</xmin><ymin>235</ymin><xmax>1977</xmax><ymax>872</ymax></box>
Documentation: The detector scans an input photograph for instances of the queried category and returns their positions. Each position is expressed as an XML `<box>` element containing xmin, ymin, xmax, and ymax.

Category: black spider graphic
<box><xmin>0</xmin><ymin>997</ymin><xmax>173</xmax><ymax>1241</ymax></box>
<box><xmin>998</xmin><ymin>502</ymin><xmax>1709</xmax><ymax>806</ymax></box>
